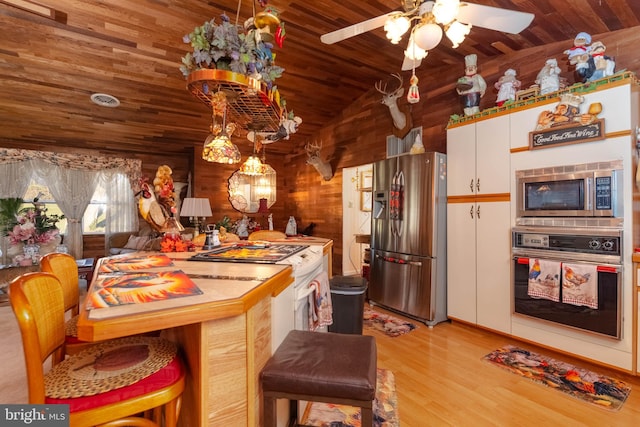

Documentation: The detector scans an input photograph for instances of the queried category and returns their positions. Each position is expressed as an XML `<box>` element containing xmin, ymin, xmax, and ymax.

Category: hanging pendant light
<box><xmin>250</xmin><ymin>146</ymin><xmax>276</xmax><ymax>209</ymax></box>
<box><xmin>239</xmin><ymin>141</ymin><xmax>265</xmax><ymax>175</ymax></box>
<box><xmin>202</xmin><ymin>94</ymin><xmax>241</xmax><ymax>164</ymax></box>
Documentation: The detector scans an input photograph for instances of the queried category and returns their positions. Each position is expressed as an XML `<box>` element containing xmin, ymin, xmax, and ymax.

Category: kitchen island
<box><xmin>76</xmin><ymin>251</ymin><xmax>294</xmax><ymax>426</ymax></box>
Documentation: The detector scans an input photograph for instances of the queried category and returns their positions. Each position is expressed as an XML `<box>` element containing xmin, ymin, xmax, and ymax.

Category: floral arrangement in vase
<box><xmin>8</xmin><ymin>202</ymin><xmax>64</xmax><ymax>246</ymax></box>
<box><xmin>179</xmin><ymin>10</ymin><xmax>285</xmax><ymax>87</ymax></box>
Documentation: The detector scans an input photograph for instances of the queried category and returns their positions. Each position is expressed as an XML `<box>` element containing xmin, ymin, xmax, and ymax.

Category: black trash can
<box><xmin>328</xmin><ymin>276</ymin><xmax>368</xmax><ymax>334</ymax></box>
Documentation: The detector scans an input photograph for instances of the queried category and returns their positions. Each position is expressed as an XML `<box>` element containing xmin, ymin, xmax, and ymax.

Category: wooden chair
<box><xmin>9</xmin><ymin>272</ymin><xmax>185</xmax><ymax>427</ymax></box>
<box><xmin>248</xmin><ymin>230</ymin><xmax>286</xmax><ymax>241</ymax></box>
<box><xmin>222</xmin><ymin>232</ymin><xmax>240</xmax><ymax>242</ymax></box>
<box><xmin>40</xmin><ymin>252</ymin><xmax>93</xmax><ymax>355</ymax></box>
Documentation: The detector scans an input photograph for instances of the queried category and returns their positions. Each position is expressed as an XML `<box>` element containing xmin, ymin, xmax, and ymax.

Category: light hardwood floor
<box><xmin>2</xmin><ymin>302</ymin><xmax>640</xmax><ymax>426</ymax></box>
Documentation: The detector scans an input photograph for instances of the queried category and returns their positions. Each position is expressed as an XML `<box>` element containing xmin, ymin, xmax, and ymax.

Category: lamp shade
<box><xmin>180</xmin><ymin>198</ymin><xmax>213</xmax><ymax>218</ymax></box>
<box><xmin>413</xmin><ymin>22</ymin><xmax>443</xmax><ymax>51</ymax></box>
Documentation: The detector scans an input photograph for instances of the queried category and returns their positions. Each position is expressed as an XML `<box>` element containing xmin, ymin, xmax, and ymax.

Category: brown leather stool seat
<box><xmin>261</xmin><ymin>330</ymin><xmax>377</xmax><ymax>426</ymax></box>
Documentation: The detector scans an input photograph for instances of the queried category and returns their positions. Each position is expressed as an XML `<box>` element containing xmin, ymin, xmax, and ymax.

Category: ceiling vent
<box><xmin>90</xmin><ymin>93</ymin><xmax>120</xmax><ymax>108</ymax></box>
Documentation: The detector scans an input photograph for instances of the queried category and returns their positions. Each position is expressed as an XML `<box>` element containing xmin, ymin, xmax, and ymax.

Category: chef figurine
<box><xmin>494</xmin><ymin>69</ymin><xmax>521</xmax><ymax>106</ymax></box>
<box><xmin>456</xmin><ymin>54</ymin><xmax>487</xmax><ymax>116</ymax></box>
<box><xmin>536</xmin><ymin>58</ymin><xmax>562</xmax><ymax>95</ymax></box>
<box><xmin>564</xmin><ymin>32</ymin><xmax>591</xmax><ymax>65</ymax></box>
<box><xmin>268</xmin><ymin>213</ymin><xmax>274</xmax><ymax>231</ymax></box>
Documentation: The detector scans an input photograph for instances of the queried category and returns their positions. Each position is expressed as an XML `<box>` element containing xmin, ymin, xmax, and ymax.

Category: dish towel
<box><xmin>527</xmin><ymin>258</ymin><xmax>561</xmax><ymax>302</ymax></box>
<box><xmin>562</xmin><ymin>263</ymin><xmax>598</xmax><ymax>309</ymax></box>
<box><xmin>307</xmin><ymin>271</ymin><xmax>333</xmax><ymax>331</ymax></box>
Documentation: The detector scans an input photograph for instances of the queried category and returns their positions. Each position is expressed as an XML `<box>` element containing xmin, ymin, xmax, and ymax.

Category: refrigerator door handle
<box><xmin>377</xmin><ymin>253</ymin><xmax>422</xmax><ymax>267</ymax></box>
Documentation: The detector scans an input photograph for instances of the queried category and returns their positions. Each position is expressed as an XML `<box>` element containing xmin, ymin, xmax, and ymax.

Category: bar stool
<box><xmin>260</xmin><ymin>330</ymin><xmax>377</xmax><ymax>426</ymax></box>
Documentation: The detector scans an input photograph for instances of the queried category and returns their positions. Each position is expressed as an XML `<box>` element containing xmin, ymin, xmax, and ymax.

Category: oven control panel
<box><xmin>512</xmin><ymin>229</ymin><xmax>621</xmax><ymax>256</ymax></box>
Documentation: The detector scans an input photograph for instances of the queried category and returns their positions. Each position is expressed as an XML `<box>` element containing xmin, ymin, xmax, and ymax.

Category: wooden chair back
<box><xmin>248</xmin><ymin>230</ymin><xmax>287</xmax><ymax>241</ymax></box>
<box><xmin>9</xmin><ymin>272</ymin><xmax>66</xmax><ymax>403</ymax></box>
<box><xmin>40</xmin><ymin>253</ymin><xmax>80</xmax><ymax>316</ymax></box>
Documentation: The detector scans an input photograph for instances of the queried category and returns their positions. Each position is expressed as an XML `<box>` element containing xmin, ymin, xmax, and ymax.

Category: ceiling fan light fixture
<box><xmin>432</xmin><ymin>0</ymin><xmax>461</xmax><ymax>26</ymax></box>
<box><xmin>413</xmin><ymin>22</ymin><xmax>443</xmax><ymax>51</ymax></box>
<box><xmin>384</xmin><ymin>13</ymin><xmax>411</xmax><ymax>44</ymax></box>
<box><xmin>405</xmin><ymin>32</ymin><xmax>428</xmax><ymax>61</ymax></box>
<box><xmin>445</xmin><ymin>21</ymin><xmax>471</xmax><ymax>48</ymax></box>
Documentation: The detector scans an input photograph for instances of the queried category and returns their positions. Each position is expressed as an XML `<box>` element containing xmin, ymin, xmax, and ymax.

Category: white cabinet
<box><xmin>446</xmin><ymin>115</ymin><xmax>512</xmax><ymax>334</ymax></box>
<box><xmin>447</xmin><ymin>116</ymin><xmax>511</xmax><ymax>197</ymax></box>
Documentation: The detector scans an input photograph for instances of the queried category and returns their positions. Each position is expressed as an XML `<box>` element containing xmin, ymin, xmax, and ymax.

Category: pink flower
<box><xmin>8</xmin><ymin>210</ymin><xmax>60</xmax><ymax>245</ymax></box>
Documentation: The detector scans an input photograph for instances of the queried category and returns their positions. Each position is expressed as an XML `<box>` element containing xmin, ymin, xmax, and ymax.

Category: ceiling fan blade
<box><xmin>320</xmin><ymin>12</ymin><xmax>394</xmax><ymax>44</ymax></box>
<box><xmin>401</xmin><ymin>55</ymin><xmax>422</xmax><ymax>71</ymax></box>
<box><xmin>457</xmin><ymin>2</ymin><xmax>534</xmax><ymax>34</ymax></box>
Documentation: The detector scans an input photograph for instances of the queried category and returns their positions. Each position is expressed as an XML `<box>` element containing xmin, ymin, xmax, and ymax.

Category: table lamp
<box><xmin>180</xmin><ymin>198</ymin><xmax>212</xmax><ymax>236</ymax></box>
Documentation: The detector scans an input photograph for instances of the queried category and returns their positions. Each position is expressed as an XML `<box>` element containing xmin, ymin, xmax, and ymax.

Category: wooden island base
<box><xmin>77</xmin><ymin>252</ymin><xmax>294</xmax><ymax>426</ymax></box>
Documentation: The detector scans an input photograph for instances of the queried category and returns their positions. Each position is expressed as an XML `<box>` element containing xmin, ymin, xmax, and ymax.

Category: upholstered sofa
<box><xmin>106</xmin><ymin>222</ymin><xmax>195</xmax><ymax>255</ymax></box>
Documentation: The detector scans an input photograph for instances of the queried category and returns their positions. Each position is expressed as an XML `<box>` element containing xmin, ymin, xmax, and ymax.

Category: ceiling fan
<box><xmin>320</xmin><ymin>0</ymin><xmax>534</xmax><ymax>70</ymax></box>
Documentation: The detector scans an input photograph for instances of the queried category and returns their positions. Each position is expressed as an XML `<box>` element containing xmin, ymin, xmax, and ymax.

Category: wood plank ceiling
<box><xmin>1</xmin><ymin>0</ymin><xmax>639</xmax><ymax>157</ymax></box>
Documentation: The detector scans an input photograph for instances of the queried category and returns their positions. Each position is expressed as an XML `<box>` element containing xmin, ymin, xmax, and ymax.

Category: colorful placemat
<box><xmin>300</xmin><ymin>368</ymin><xmax>398</xmax><ymax>427</ymax></box>
<box><xmin>98</xmin><ymin>253</ymin><xmax>174</xmax><ymax>273</ymax></box>
<box><xmin>86</xmin><ymin>270</ymin><xmax>203</xmax><ymax>309</ymax></box>
<box><xmin>364</xmin><ymin>307</ymin><xmax>417</xmax><ymax>337</ymax></box>
<box><xmin>484</xmin><ymin>345</ymin><xmax>631</xmax><ymax>411</ymax></box>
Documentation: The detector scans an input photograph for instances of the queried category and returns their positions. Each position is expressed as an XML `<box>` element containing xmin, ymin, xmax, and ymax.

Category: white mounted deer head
<box><xmin>305</xmin><ymin>141</ymin><xmax>333</xmax><ymax>181</ymax></box>
<box><xmin>375</xmin><ymin>73</ymin><xmax>407</xmax><ymax>130</ymax></box>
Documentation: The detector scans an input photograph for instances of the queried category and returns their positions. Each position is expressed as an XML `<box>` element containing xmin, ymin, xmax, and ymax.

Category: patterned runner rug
<box><xmin>484</xmin><ymin>345</ymin><xmax>631</xmax><ymax>411</ymax></box>
<box><xmin>364</xmin><ymin>307</ymin><xmax>417</xmax><ymax>337</ymax></box>
<box><xmin>300</xmin><ymin>368</ymin><xmax>398</xmax><ymax>427</ymax></box>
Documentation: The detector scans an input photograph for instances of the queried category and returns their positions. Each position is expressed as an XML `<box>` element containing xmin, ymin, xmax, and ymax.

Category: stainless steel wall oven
<box><xmin>512</xmin><ymin>226</ymin><xmax>622</xmax><ymax>339</ymax></box>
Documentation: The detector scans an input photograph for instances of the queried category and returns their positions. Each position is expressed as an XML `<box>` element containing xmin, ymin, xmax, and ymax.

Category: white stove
<box><xmin>272</xmin><ymin>245</ymin><xmax>324</xmax><ymax>350</ymax></box>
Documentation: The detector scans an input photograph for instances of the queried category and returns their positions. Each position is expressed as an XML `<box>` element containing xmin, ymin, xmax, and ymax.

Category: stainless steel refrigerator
<box><xmin>369</xmin><ymin>151</ymin><xmax>447</xmax><ymax>326</ymax></box>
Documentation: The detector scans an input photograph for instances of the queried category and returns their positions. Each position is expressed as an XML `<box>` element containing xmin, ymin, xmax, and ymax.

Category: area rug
<box><xmin>363</xmin><ymin>307</ymin><xmax>417</xmax><ymax>337</ymax></box>
<box><xmin>484</xmin><ymin>345</ymin><xmax>631</xmax><ymax>411</ymax></box>
<box><xmin>300</xmin><ymin>368</ymin><xmax>398</xmax><ymax>427</ymax></box>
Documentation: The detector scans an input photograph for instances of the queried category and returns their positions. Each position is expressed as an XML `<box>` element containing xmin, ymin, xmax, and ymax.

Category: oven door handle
<box><xmin>295</xmin><ymin>285</ymin><xmax>315</xmax><ymax>301</ymax></box>
<box><xmin>514</xmin><ymin>255</ymin><xmax>621</xmax><ymax>272</ymax></box>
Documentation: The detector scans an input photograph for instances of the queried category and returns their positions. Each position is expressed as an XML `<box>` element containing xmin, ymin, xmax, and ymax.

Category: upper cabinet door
<box><xmin>475</xmin><ymin>115</ymin><xmax>511</xmax><ymax>195</ymax></box>
<box><xmin>446</xmin><ymin>122</ymin><xmax>477</xmax><ymax>197</ymax></box>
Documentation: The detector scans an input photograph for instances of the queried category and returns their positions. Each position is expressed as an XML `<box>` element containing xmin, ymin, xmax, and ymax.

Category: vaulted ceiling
<box><xmin>1</xmin><ymin>0</ymin><xmax>639</xmax><ymax>158</ymax></box>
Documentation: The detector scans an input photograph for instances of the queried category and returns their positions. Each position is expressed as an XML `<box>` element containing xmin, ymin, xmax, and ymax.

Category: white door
<box><xmin>342</xmin><ymin>164</ymin><xmax>372</xmax><ymax>276</ymax></box>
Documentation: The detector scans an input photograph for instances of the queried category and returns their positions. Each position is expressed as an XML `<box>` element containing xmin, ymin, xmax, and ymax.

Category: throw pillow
<box><xmin>123</xmin><ymin>235</ymin><xmax>149</xmax><ymax>250</ymax></box>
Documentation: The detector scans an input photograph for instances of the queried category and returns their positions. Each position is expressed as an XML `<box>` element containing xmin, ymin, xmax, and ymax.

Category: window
<box><xmin>21</xmin><ymin>181</ymin><xmax>107</xmax><ymax>235</ymax></box>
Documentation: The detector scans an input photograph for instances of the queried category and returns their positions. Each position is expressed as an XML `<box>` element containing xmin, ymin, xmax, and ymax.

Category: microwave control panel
<box><xmin>595</xmin><ymin>176</ymin><xmax>612</xmax><ymax>210</ymax></box>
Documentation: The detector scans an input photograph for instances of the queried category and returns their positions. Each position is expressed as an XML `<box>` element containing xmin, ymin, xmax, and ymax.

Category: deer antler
<box><xmin>375</xmin><ymin>73</ymin><xmax>403</xmax><ymax>95</ymax></box>
<box><xmin>305</xmin><ymin>140</ymin><xmax>322</xmax><ymax>155</ymax></box>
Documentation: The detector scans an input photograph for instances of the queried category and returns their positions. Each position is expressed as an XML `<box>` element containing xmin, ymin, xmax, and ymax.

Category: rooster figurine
<box><xmin>563</xmin><ymin>266</ymin><xmax>591</xmax><ymax>287</ymax></box>
<box><xmin>529</xmin><ymin>259</ymin><xmax>541</xmax><ymax>281</ymax></box>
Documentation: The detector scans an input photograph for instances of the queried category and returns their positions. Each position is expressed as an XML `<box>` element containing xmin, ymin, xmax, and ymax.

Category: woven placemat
<box><xmin>65</xmin><ymin>315</ymin><xmax>79</xmax><ymax>337</ymax></box>
<box><xmin>45</xmin><ymin>336</ymin><xmax>176</xmax><ymax>399</ymax></box>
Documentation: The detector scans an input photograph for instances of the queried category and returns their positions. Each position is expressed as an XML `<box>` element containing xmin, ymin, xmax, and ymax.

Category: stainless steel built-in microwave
<box><xmin>516</xmin><ymin>163</ymin><xmax>622</xmax><ymax>218</ymax></box>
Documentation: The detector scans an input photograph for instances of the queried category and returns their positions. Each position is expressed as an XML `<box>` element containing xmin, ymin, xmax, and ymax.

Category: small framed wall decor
<box><xmin>360</xmin><ymin>191</ymin><xmax>372</xmax><ymax>212</ymax></box>
<box><xmin>360</xmin><ymin>170</ymin><xmax>373</xmax><ymax>190</ymax></box>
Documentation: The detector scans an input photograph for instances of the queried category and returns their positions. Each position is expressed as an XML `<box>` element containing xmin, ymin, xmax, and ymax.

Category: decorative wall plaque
<box><xmin>530</xmin><ymin>119</ymin><xmax>605</xmax><ymax>149</ymax></box>
<box><xmin>529</xmin><ymin>94</ymin><xmax>605</xmax><ymax>150</ymax></box>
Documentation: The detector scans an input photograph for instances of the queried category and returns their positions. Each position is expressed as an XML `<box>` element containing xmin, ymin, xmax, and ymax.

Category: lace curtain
<box><xmin>0</xmin><ymin>160</ymin><xmax>34</xmax><ymax>199</ymax></box>
<box><xmin>102</xmin><ymin>172</ymin><xmax>139</xmax><ymax>240</ymax></box>
<box><xmin>0</xmin><ymin>148</ymin><xmax>141</xmax><ymax>258</ymax></box>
